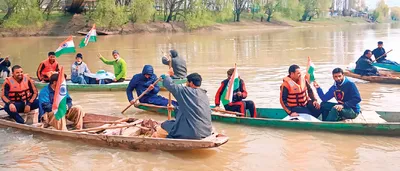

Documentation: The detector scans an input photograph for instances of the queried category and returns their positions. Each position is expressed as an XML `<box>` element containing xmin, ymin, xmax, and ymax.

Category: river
<box><xmin>0</xmin><ymin>23</ymin><xmax>400</xmax><ymax>170</ymax></box>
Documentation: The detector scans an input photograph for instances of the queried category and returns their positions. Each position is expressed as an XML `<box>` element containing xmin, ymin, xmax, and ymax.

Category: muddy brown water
<box><xmin>1</xmin><ymin>23</ymin><xmax>400</xmax><ymax>170</ymax></box>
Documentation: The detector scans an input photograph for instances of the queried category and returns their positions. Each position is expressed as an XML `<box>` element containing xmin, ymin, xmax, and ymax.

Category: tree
<box><xmin>130</xmin><ymin>0</ymin><xmax>155</xmax><ymax>23</ymax></box>
<box><xmin>2</xmin><ymin>0</ymin><xmax>44</xmax><ymax>28</ymax></box>
<box><xmin>373</xmin><ymin>0</ymin><xmax>389</xmax><ymax>22</ymax></box>
<box><xmin>164</xmin><ymin>0</ymin><xmax>185</xmax><ymax>22</ymax></box>
<box><xmin>391</xmin><ymin>7</ymin><xmax>400</xmax><ymax>21</ymax></box>
<box><xmin>299</xmin><ymin>0</ymin><xmax>330</xmax><ymax>21</ymax></box>
<box><xmin>91</xmin><ymin>0</ymin><xmax>129</xmax><ymax>29</ymax></box>
<box><xmin>264</xmin><ymin>0</ymin><xmax>280</xmax><ymax>22</ymax></box>
<box><xmin>233</xmin><ymin>0</ymin><xmax>249</xmax><ymax>22</ymax></box>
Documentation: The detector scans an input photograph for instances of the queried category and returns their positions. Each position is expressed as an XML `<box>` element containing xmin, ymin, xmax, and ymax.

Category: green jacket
<box><xmin>100</xmin><ymin>57</ymin><xmax>127</xmax><ymax>80</ymax></box>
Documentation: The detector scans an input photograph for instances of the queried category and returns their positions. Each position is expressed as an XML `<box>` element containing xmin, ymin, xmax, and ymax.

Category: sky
<box><xmin>366</xmin><ymin>0</ymin><xmax>400</xmax><ymax>9</ymax></box>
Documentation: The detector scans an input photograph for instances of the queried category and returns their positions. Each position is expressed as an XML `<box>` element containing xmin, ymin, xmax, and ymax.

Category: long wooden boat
<box><xmin>136</xmin><ymin>103</ymin><xmax>400</xmax><ymax>137</ymax></box>
<box><xmin>343</xmin><ymin>69</ymin><xmax>400</xmax><ymax>84</ymax></box>
<box><xmin>0</xmin><ymin>113</ymin><xmax>228</xmax><ymax>151</ymax></box>
<box><xmin>0</xmin><ymin>78</ymin><xmax>187</xmax><ymax>91</ymax></box>
<box><xmin>373</xmin><ymin>63</ymin><xmax>400</xmax><ymax>72</ymax></box>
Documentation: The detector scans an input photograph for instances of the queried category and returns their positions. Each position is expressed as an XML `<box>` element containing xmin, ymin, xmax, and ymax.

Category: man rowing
<box><xmin>214</xmin><ymin>68</ymin><xmax>257</xmax><ymax>117</ymax></box>
<box><xmin>154</xmin><ymin>69</ymin><xmax>212</xmax><ymax>139</ymax></box>
<box><xmin>37</xmin><ymin>52</ymin><xmax>60</xmax><ymax>82</ymax></box>
<box><xmin>98</xmin><ymin>50</ymin><xmax>127</xmax><ymax>83</ymax></box>
<box><xmin>280</xmin><ymin>64</ymin><xmax>320</xmax><ymax>118</ymax></box>
<box><xmin>314</xmin><ymin>68</ymin><xmax>361</xmax><ymax>121</ymax></box>
<box><xmin>126</xmin><ymin>65</ymin><xmax>178</xmax><ymax>107</ymax></box>
<box><xmin>162</xmin><ymin>49</ymin><xmax>187</xmax><ymax>79</ymax></box>
<box><xmin>354</xmin><ymin>50</ymin><xmax>381</xmax><ymax>76</ymax></box>
<box><xmin>372</xmin><ymin>41</ymin><xmax>398</xmax><ymax>65</ymax></box>
<box><xmin>1</xmin><ymin>65</ymin><xmax>39</xmax><ymax>124</ymax></box>
<box><xmin>0</xmin><ymin>55</ymin><xmax>11</xmax><ymax>78</ymax></box>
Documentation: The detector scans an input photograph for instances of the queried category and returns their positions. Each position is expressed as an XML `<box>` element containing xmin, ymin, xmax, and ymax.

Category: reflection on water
<box><xmin>1</xmin><ymin>23</ymin><xmax>400</xmax><ymax>170</ymax></box>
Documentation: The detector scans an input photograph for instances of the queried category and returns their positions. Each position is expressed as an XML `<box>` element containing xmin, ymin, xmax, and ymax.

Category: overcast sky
<box><xmin>366</xmin><ymin>0</ymin><xmax>400</xmax><ymax>9</ymax></box>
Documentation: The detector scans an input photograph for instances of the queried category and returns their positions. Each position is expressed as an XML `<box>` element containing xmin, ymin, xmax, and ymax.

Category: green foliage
<box><xmin>91</xmin><ymin>0</ymin><xmax>129</xmax><ymax>28</ymax></box>
<box><xmin>373</xmin><ymin>0</ymin><xmax>389</xmax><ymax>22</ymax></box>
<box><xmin>2</xmin><ymin>0</ymin><xmax>44</xmax><ymax>29</ymax></box>
<box><xmin>276</xmin><ymin>0</ymin><xmax>304</xmax><ymax>20</ymax></box>
<box><xmin>184</xmin><ymin>0</ymin><xmax>214</xmax><ymax>30</ymax></box>
<box><xmin>130</xmin><ymin>0</ymin><xmax>155</xmax><ymax>23</ymax></box>
<box><xmin>215</xmin><ymin>2</ymin><xmax>234</xmax><ymax>23</ymax></box>
<box><xmin>391</xmin><ymin>7</ymin><xmax>400</xmax><ymax>21</ymax></box>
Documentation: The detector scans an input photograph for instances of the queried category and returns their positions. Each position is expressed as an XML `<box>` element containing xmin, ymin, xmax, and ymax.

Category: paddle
<box><xmin>73</xmin><ymin>119</ymin><xmax>145</xmax><ymax>133</ymax></box>
<box><xmin>162</xmin><ymin>49</ymin><xmax>173</xmax><ymax>120</ymax></box>
<box><xmin>372</xmin><ymin>49</ymin><xmax>393</xmax><ymax>63</ymax></box>
<box><xmin>121</xmin><ymin>77</ymin><xmax>163</xmax><ymax>114</ymax></box>
<box><xmin>211</xmin><ymin>108</ymin><xmax>244</xmax><ymax>116</ymax></box>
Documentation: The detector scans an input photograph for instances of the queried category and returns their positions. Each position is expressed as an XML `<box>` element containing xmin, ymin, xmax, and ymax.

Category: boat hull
<box><xmin>344</xmin><ymin>70</ymin><xmax>400</xmax><ymax>84</ymax></box>
<box><xmin>373</xmin><ymin>63</ymin><xmax>400</xmax><ymax>72</ymax></box>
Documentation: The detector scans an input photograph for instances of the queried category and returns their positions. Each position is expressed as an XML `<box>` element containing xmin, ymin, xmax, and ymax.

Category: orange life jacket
<box><xmin>5</xmin><ymin>75</ymin><xmax>32</xmax><ymax>102</ymax></box>
<box><xmin>40</xmin><ymin>59</ymin><xmax>58</xmax><ymax>78</ymax></box>
<box><xmin>282</xmin><ymin>76</ymin><xmax>308</xmax><ymax>107</ymax></box>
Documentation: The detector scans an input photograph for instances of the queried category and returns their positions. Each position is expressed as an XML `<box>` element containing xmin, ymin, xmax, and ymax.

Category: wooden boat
<box><xmin>0</xmin><ymin>113</ymin><xmax>228</xmax><ymax>151</ymax></box>
<box><xmin>372</xmin><ymin>63</ymin><xmax>400</xmax><ymax>72</ymax></box>
<box><xmin>0</xmin><ymin>78</ymin><xmax>187</xmax><ymax>91</ymax></box>
<box><xmin>343</xmin><ymin>69</ymin><xmax>400</xmax><ymax>84</ymax></box>
<box><xmin>136</xmin><ymin>103</ymin><xmax>400</xmax><ymax>137</ymax></box>
<box><xmin>77</xmin><ymin>30</ymin><xmax>119</xmax><ymax>35</ymax></box>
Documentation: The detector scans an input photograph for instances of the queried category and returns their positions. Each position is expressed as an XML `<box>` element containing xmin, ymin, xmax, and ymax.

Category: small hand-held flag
<box><xmin>221</xmin><ymin>63</ymin><xmax>240</xmax><ymax>106</ymax></box>
<box><xmin>306</xmin><ymin>56</ymin><xmax>315</xmax><ymax>83</ymax></box>
<box><xmin>52</xmin><ymin>67</ymin><xmax>68</xmax><ymax>120</ymax></box>
<box><xmin>55</xmin><ymin>36</ymin><xmax>76</xmax><ymax>57</ymax></box>
<box><xmin>79</xmin><ymin>24</ymin><xmax>97</xmax><ymax>48</ymax></box>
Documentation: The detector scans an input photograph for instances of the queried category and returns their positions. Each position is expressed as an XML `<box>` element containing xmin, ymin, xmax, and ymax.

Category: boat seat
<box><xmin>342</xmin><ymin>111</ymin><xmax>387</xmax><ymax>123</ymax></box>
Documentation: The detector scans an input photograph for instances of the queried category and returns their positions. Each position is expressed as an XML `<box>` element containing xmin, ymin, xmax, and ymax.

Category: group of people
<box><xmin>354</xmin><ymin>41</ymin><xmax>398</xmax><ymax>76</ymax></box>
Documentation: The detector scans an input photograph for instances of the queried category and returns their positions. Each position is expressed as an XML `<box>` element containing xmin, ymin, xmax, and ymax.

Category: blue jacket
<box><xmin>126</xmin><ymin>65</ymin><xmax>160</xmax><ymax>102</ymax></box>
<box><xmin>316</xmin><ymin>77</ymin><xmax>361</xmax><ymax>113</ymax></box>
<box><xmin>38</xmin><ymin>84</ymin><xmax>72</xmax><ymax>118</ymax></box>
<box><xmin>354</xmin><ymin>55</ymin><xmax>379</xmax><ymax>76</ymax></box>
<box><xmin>372</xmin><ymin>47</ymin><xmax>387</xmax><ymax>62</ymax></box>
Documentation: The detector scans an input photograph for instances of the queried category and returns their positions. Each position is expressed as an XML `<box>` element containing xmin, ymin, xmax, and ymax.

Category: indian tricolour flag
<box><xmin>306</xmin><ymin>56</ymin><xmax>315</xmax><ymax>82</ymax></box>
<box><xmin>55</xmin><ymin>36</ymin><xmax>76</xmax><ymax>57</ymax></box>
<box><xmin>79</xmin><ymin>24</ymin><xmax>97</xmax><ymax>48</ymax></box>
<box><xmin>221</xmin><ymin>64</ymin><xmax>240</xmax><ymax>106</ymax></box>
<box><xmin>52</xmin><ymin>67</ymin><xmax>68</xmax><ymax>120</ymax></box>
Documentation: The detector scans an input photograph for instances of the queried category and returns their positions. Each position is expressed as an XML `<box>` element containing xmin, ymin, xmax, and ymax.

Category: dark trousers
<box><xmin>320</xmin><ymin>102</ymin><xmax>358</xmax><ymax>121</ymax></box>
<box><xmin>224</xmin><ymin>100</ymin><xmax>257</xmax><ymax>117</ymax></box>
<box><xmin>102</xmin><ymin>78</ymin><xmax>125</xmax><ymax>84</ymax></box>
<box><xmin>4</xmin><ymin>100</ymin><xmax>39</xmax><ymax>124</ymax></box>
<box><xmin>290</xmin><ymin>100</ymin><xmax>321</xmax><ymax>118</ymax></box>
<box><xmin>140</xmin><ymin>95</ymin><xmax>178</xmax><ymax>107</ymax></box>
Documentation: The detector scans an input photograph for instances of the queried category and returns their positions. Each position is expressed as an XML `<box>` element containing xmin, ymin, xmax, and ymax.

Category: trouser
<box><xmin>320</xmin><ymin>102</ymin><xmax>358</xmax><ymax>121</ymax></box>
<box><xmin>71</xmin><ymin>75</ymin><xmax>87</xmax><ymax>84</ymax></box>
<box><xmin>0</xmin><ymin>69</ymin><xmax>10</xmax><ymax>77</ymax></box>
<box><xmin>377</xmin><ymin>59</ymin><xmax>399</xmax><ymax>65</ymax></box>
<box><xmin>4</xmin><ymin>100</ymin><xmax>39</xmax><ymax>124</ymax></box>
<box><xmin>141</xmin><ymin>95</ymin><xmax>179</xmax><ymax>107</ymax></box>
<box><xmin>102</xmin><ymin>78</ymin><xmax>125</xmax><ymax>84</ymax></box>
<box><xmin>41</xmin><ymin>105</ymin><xmax>85</xmax><ymax>131</ymax></box>
<box><xmin>290</xmin><ymin>100</ymin><xmax>321</xmax><ymax>118</ymax></box>
<box><xmin>224</xmin><ymin>100</ymin><xmax>257</xmax><ymax>117</ymax></box>
<box><xmin>41</xmin><ymin>72</ymin><xmax>67</xmax><ymax>82</ymax></box>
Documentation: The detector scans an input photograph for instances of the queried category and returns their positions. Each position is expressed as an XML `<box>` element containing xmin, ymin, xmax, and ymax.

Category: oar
<box><xmin>162</xmin><ymin>49</ymin><xmax>173</xmax><ymax>120</ymax></box>
<box><xmin>373</xmin><ymin>49</ymin><xmax>393</xmax><ymax>63</ymax></box>
<box><xmin>72</xmin><ymin>119</ymin><xmax>145</xmax><ymax>133</ymax></box>
<box><xmin>121</xmin><ymin>77</ymin><xmax>163</xmax><ymax>114</ymax></box>
<box><xmin>211</xmin><ymin>108</ymin><xmax>244</xmax><ymax>116</ymax></box>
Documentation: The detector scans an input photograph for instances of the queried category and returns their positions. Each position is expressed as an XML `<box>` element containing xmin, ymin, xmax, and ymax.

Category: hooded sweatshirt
<box><xmin>126</xmin><ymin>65</ymin><xmax>160</xmax><ymax>102</ymax></box>
<box><xmin>162</xmin><ymin>50</ymin><xmax>187</xmax><ymax>79</ymax></box>
<box><xmin>316</xmin><ymin>77</ymin><xmax>361</xmax><ymax>113</ymax></box>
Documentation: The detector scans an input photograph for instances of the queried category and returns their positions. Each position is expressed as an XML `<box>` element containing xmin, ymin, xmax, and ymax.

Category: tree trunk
<box><xmin>236</xmin><ymin>12</ymin><xmax>241</xmax><ymax>22</ymax></box>
<box><xmin>267</xmin><ymin>14</ymin><xmax>271</xmax><ymax>22</ymax></box>
<box><xmin>301</xmin><ymin>12</ymin><xmax>308</xmax><ymax>21</ymax></box>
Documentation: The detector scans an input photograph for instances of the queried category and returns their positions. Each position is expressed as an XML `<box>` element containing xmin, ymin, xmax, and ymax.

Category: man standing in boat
<box><xmin>354</xmin><ymin>50</ymin><xmax>380</xmax><ymax>76</ymax></box>
<box><xmin>280</xmin><ymin>64</ymin><xmax>321</xmax><ymax>118</ymax></box>
<box><xmin>36</xmin><ymin>52</ymin><xmax>60</xmax><ymax>82</ymax></box>
<box><xmin>161</xmin><ymin>49</ymin><xmax>187</xmax><ymax>79</ymax></box>
<box><xmin>126</xmin><ymin>65</ymin><xmax>178</xmax><ymax>107</ymax></box>
<box><xmin>214</xmin><ymin>68</ymin><xmax>257</xmax><ymax>117</ymax></box>
<box><xmin>372</xmin><ymin>41</ymin><xmax>398</xmax><ymax>65</ymax></box>
<box><xmin>1</xmin><ymin>65</ymin><xmax>39</xmax><ymax>124</ymax></box>
<box><xmin>38</xmin><ymin>74</ymin><xmax>85</xmax><ymax>130</ymax></box>
<box><xmin>314</xmin><ymin>68</ymin><xmax>361</xmax><ymax>121</ymax></box>
<box><xmin>154</xmin><ymin>69</ymin><xmax>212</xmax><ymax>139</ymax></box>
<box><xmin>71</xmin><ymin>53</ymin><xmax>91</xmax><ymax>84</ymax></box>
<box><xmin>98</xmin><ymin>50</ymin><xmax>127</xmax><ymax>83</ymax></box>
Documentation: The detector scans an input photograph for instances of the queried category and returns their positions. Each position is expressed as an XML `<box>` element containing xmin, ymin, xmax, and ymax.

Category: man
<box><xmin>314</xmin><ymin>68</ymin><xmax>361</xmax><ymax>121</ymax></box>
<box><xmin>71</xmin><ymin>53</ymin><xmax>91</xmax><ymax>84</ymax></box>
<box><xmin>354</xmin><ymin>50</ymin><xmax>380</xmax><ymax>76</ymax></box>
<box><xmin>214</xmin><ymin>68</ymin><xmax>257</xmax><ymax>117</ymax></box>
<box><xmin>0</xmin><ymin>55</ymin><xmax>11</xmax><ymax>78</ymax></box>
<box><xmin>37</xmin><ymin>52</ymin><xmax>60</xmax><ymax>82</ymax></box>
<box><xmin>280</xmin><ymin>64</ymin><xmax>320</xmax><ymax>118</ymax></box>
<box><xmin>162</xmin><ymin>49</ymin><xmax>187</xmax><ymax>79</ymax></box>
<box><xmin>126</xmin><ymin>65</ymin><xmax>177</xmax><ymax>106</ymax></box>
<box><xmin>372</xmin><ymin>41</ymin><xmax>398</xmax><ymax>65</ymax></box>
<box><xmin>38</xmin><ymin>74</ymin><xmax>85</xmax><ymax>131</ymax></box>
<box><xmin>1</xmin><ymin>65</ymin><xmax>39</xmax><ymax>124</ymax></box>
<box><xmin>157</xmin><ymin>69</ymin><xmax>212</xmax><ymax>139</ymax></box>
<box><xmin>98</xmin><ymin>50</ymin><xmax>127</xmax><ymax>82</ymax></box>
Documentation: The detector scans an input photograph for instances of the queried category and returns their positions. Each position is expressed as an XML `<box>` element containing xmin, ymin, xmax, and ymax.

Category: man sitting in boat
<box><xmin>354</xmin><ymin>50</ymin><xmax>380</xmax><ymax>76</ymax></box>
<box><xmin>38</xmin><ymin>74</ymin><xmax>85</xmax><ymax>131</ymax></box>
<box><xmin>36</xmin><ymin>52</ymin><xmax>60</xmax><ymax>82</ymax></box>
<box><xmin>280</xmin><ymin>65</ymin><xmax>320</xmax><ymax>118</ymax></box>
<box><xmin>126</xmin><ymin>65</ymin><xmax>178</xmax><ymax>107</ymax></box>
<box><xmin>313</xmin><ymin>68</ymin><xmax>361</xmax><ymax>121</ymax></box>
<box><xmin>1</xmin><ymin>65</ymin><xmax>39</xmax><ymax>124</ymax></box>
<box><xmin>155</xmin><ymin>69</ymin><xmax>212</xmax><ymax>139</ymax></box>
<box><xmin>162</xmin><ymin>49</ymin><xmax>187</xmax><ymax>79</ymax></box>
<box><xmin>214</xmin><ymin>68</ymin><xmax>257</xmax><ymax>117</ymax></box>
<box><xmin>71</xmin><ymin>53</ymin><xmax>91</xmax><ymax>84</ymax></box>
<box><xmin>372</xmin><ymin>41</ymin><xmax>398</xmax><ymax>65</ymax></box>
<box><xmin>98</xmin><ymin>50</ymin><xmax>127</xmax><ymax>83</ymax></box>
<box><xmin>0</xmin><ymin>55</ymin><xmax>11</xmax><ymax>78</ymax></box>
